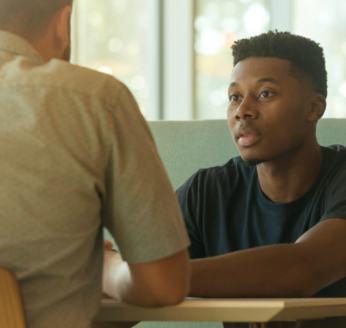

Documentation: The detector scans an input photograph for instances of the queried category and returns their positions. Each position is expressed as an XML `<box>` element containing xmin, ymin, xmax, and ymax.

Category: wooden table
<box><xmin>94</xmin><ymin>298</ymin><xmax>346</xmax><ymax>328</ymax></box>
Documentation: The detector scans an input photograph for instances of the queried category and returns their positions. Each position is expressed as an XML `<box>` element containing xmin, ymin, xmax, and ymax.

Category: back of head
<box><xmin>231</xmin><ymin>31</ymin><xmax>328</xmax><ymax>98</ymax></box>
<box><xmin>0</xmin><ymin>0</ymin><xmax>73</xmax><ymax>39</ymax></box>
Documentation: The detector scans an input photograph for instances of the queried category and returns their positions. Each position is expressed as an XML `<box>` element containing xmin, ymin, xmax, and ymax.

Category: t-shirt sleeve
<box><xmin>322</xmin><ymin>163</ymin><xmax>346</xmax><ymax>222</ymax></box>
<box><xmin>176</xmin><ymin>172</ymin><xmax>206</xmax><ymax>259</ymax></box>
<box><xmin>102</xmin><ymin>83</ymin><xmax>190</xmax><ymax>263</ymax></box>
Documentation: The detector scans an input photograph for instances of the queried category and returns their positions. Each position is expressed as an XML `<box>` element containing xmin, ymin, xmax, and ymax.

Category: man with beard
<box><xmin>177</xmin><ymin>31</ymin><xmax>346</xmax><ymax>313</ymax></box>
<box><xmin>0</xmin><ymin>1</ymin><xmax>191</xmax><ymax>328</ymax></box>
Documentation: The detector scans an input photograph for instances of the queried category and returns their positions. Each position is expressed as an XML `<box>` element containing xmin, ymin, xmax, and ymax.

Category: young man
<box><xmin>0</xmin><ymin>1</ymin><xmax>190</xmax><ymax>328</ymax></box>
<box><xmin>177</xmin><ymin>31</ymin><xmax>346</xmax><ymax>300</ymax></box>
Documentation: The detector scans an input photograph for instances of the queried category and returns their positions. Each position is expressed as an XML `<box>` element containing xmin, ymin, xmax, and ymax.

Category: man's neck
<box><xmin>2</xmin><ymin>27</ymin><xmax>61</xmax><ymax>63</ymax></box>
<box><xmin>257</xmin><ymin>141</ymin><xmax>323</xmax><ymax>204</ymax></box>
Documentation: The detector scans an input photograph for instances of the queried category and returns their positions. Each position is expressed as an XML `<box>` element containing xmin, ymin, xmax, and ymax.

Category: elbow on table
<box><xmin>297</xmin><ymin>280</ymin><xmax>326</xmax><ymax>299</ymax></box>
<box><xmin>287</xmin><ymin>286</ymin><xmax>314</xmax><ymax>299</ymax></box>
<box><xmin>150</xmin><ymin>286</ymin><xmax>188</xmax><ymax>307</ymax></box>
<box><xmin>147</xmin><ymin>251</ymin><xmax>191</xmax><ymax>307</ymax></box>
<box><xmin>144</xmin><ymin>274</ymin><xmax>190</xmax><ymax>307</ymax></box>
<box><xmin>128</xmin><ymin>249</ymin><xmax>191</xmax><ymax>308</ymax></box>
<box><xmin>117</xmin><ymin>277</ymin><xmax>189</xmax><ymax>308</ymax></box>
<box><xmin>290</xmin><ymin>266</ymin><xmax>328</xmax><ymax>298</ymax></box>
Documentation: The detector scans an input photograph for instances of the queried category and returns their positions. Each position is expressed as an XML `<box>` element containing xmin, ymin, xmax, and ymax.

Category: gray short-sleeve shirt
<box><xmin>0</xmin><ymin>31</ymin><xmax>190</xmax><ymax>328</ymax></box>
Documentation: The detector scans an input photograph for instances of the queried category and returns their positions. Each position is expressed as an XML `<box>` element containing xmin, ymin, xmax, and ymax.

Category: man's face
<box><xmin>227</xmin><ymin>57</ymin><xmax>313</xmax><ymax>165</ymax></box>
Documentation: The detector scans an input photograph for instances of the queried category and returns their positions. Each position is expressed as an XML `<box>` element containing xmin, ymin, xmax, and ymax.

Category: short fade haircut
<box><xmin>0</xmin><ymin>0</ymin><xmax>73</xmax><ymax>38</ymax></box>
<box><xmin>231</xmin><ymin>31</ymin><xmax>328</xmax><ymax>98</ymax></box>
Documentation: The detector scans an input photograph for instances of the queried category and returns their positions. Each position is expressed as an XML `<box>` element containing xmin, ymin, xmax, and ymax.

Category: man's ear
<box><xmin>307</xmin><ymin>94</ymin><xmax>326</xmax><ymax>122</ymax></box>
<box><xmin>53</xmin><ymin>6</ymin><xmax>72</xmax><ymax>57</ymax></box>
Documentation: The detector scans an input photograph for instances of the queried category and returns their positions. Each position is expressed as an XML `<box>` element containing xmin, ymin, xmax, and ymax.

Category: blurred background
<box><xmin>71</xmin><ymin>0</ymin><xmax>346</xmax><ymax>120</ymax></box>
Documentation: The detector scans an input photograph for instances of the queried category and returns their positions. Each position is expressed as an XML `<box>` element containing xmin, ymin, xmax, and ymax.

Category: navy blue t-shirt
<box><xmin>177</xmin><ymin>145</ymin><xmax>346</xmax><ymax>297</ymax></box>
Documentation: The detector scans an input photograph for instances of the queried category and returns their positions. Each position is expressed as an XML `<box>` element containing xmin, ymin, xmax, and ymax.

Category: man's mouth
<box><xmin>238</xmin><ymin>134</ymin><xmax>262</xmax><ymax>147</ymax></box>
<box><xmin>236</xmin><ymin>128</ymin><xmax>262</xmax><ymax>147</ymax></box>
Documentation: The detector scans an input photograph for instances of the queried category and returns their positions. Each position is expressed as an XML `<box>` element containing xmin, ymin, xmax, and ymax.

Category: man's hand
<box><xmin>104</xmin><ymin>239</ymin><xmax>114</xmax><ymax>251</ymax></box>
<box><xmin>103</xmin><ymin>239</ymin><xmax>124</xmax><ymax>300</ymax></box>
<box><xmin>103</xmin><ymin>240</ymin><xmax>120</xmax><ymax>300</ymax></box>
<box><xmin>100</xmin><ymin>241</ymin><xmax>139</xmax><ymax>326</ymax></box>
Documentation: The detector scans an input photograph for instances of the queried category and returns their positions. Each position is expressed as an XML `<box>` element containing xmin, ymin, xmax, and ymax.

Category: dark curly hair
<box><xmin>231</xmin><ymin>31</ymin><xmax>328</xmax><ymax>98</ymax></box>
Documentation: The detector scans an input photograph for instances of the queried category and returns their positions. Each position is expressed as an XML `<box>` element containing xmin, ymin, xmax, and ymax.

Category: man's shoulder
<box><xmin>3</xmin><ymin>57</ymin><xmax>129</xmax><ymax>106</ymax></box>
<box><xmin>39</xmin><ymin>60</ymin><xmax>129</xmax><ymax>104</ymax></box>
<box><xmin>323</xmin><ymin>144</ymin><xmax>346</xmax><ymax>171</ymax></box>
<box><xmin>324</xmin><ymin>144</ymin><xmax>346</xmax><ymax>153</ymax></box>
<box><xmin>321</xmin><ymin>144</ymin><xmax>346</xmax><ymax>185</ymax></box>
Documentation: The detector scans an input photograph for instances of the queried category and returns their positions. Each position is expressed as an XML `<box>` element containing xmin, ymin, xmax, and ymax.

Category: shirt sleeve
<box><xmin>176</xmin><ymin>172</ymin><xmax>206</xmax><ymax>259</ymax></box>
<box><xmin>101</xmin><ymin>83</ymin><xmax>190</xmax><ymax>263</ymax></box>
<box><xmin>322</xmin><ymin>163</ymin><xmax>346</xmax><ymax>222</ymax></box>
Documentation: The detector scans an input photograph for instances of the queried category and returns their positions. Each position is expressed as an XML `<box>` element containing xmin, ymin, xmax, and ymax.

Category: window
<box><xmin>292</xmin><ymin>0</ymin><xmax>346</xmax><ymax>118</ymax></box>
<box><xmin>195</xmin><ymin>0</ymin><xmax>270</xmax><ymax>119</ymax></box>
<box><xmin>72</xmin><ymin>0</ymin><xmax>160</xmax><ymax>119</ymax></box>
<box><xmin>71</xmin><ymin>0</ymin><xmax>346</xmax><ymax>120</ymax></box>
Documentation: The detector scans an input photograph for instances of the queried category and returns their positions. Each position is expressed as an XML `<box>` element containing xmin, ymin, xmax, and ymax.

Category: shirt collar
<box><xmin>0</xmin><ymin>30</ymin><xmax>44</xmax><ymax>63</ymax></box>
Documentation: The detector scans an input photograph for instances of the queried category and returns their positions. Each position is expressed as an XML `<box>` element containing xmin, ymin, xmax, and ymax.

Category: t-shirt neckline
<box><xmin>256</xmin><ymin>146</ymin><xmax>331</xmax><ymax>215</ymax></box>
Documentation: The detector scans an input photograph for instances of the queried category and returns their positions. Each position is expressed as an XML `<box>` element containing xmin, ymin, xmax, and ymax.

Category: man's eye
<box><xmin>229</xmin><ymin>94</ymin><xmax>239</xmax><ymax>102</ymax></box>
<box><xmin>260</xmin><ymin>91</ymin><xmax>271</xmax><ymax>98</ymax></box>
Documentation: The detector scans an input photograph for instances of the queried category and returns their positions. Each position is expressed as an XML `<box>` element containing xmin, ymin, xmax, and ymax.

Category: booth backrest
<box><xmin>148</xmin><ymin>119</ymin><xmax>346</xmax><ymax>190</ymax></box>
<box><xmin>121</xmin><ymin>119</ymin><xmax>346</xmax><ymax>328</ymax></box>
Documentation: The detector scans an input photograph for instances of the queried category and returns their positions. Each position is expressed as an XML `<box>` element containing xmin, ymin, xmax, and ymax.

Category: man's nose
<box><xmin>234</xmin><ymin>96</ymin><xmax>259</xmax><ymax>120</ymax></box>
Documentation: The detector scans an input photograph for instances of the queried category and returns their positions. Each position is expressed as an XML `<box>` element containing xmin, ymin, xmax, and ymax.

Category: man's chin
<box><xmin>243</xmin><ymin>158</ymin><xmax>265</xmax><ymax>167</ymax></box>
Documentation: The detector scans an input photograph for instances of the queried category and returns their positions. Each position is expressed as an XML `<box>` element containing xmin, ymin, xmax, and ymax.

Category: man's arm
<box><xmin>189</xmin><ymin>218</ymin><xmax>346</xmax><ymax>298</ymax></box>
<box><xmin>100</xmin><ymin>83</ymin><xmax>191</xmax><ymax>307</ymax></box>
<box><xmin>103</xmin><ymin>246</ymin><xmax>190</xmax><ymax>307</ymax></box>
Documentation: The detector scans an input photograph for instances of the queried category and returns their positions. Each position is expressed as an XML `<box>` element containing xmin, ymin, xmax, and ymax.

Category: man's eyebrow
<box><xmin>256</xmin><ymin>78</ymin><xmax>280</xmax><ymax>85</ymax></box>
<box><xmin>229</xmin><ymin>78</ymin><xmax>280</xmax><ymax>89</ymax></box>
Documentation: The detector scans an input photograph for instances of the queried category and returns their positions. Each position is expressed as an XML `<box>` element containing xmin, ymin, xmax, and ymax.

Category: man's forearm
<box><xmin>189</xmin><ymin>244</ymin><xmax>324</xmax><ymax>298</ymax></box>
